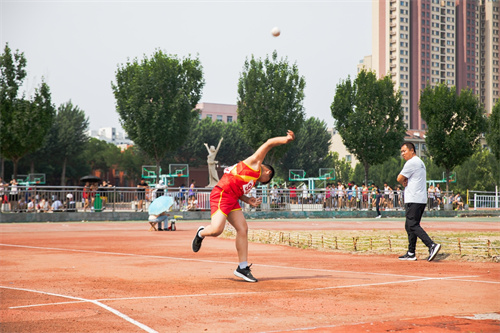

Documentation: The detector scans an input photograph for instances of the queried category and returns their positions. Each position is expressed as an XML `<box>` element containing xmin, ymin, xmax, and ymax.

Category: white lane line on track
<box><xmin>0</xmin><ymin>243</ymin><xmax>493</xmax><ymax>282</ymax></box>
<box><xmin>443</xmin><ymin>278</ymin><xmax>500</xmax><ymax>284</ymax></box>
<box><xmin>0</xmin><ymin>286</ymin><xmax>158</xmax><ymax>333</ymax></box>
<box><xmin>5</xmin><ymin>275</ymin><xmax>482</xmax><ymax>310</ymax></box>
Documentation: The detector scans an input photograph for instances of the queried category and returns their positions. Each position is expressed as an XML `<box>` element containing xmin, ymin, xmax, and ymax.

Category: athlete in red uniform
<box><xmin>192</xmin><ymin>130</ymin><xmax>295</xmax><ymax>282</ymax></box>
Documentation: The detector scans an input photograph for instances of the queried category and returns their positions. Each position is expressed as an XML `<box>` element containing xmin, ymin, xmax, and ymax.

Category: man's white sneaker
<box><xmin>398</xmin><ymin>253</ymin><xmax>417</xmax><ymax>261</ymax></box>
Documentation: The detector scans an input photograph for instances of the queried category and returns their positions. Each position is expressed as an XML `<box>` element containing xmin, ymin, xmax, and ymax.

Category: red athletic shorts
<box><xmin>210</xmin><ymin>186</ymin><xmax>241</xmax><ymax>217</ymax></box>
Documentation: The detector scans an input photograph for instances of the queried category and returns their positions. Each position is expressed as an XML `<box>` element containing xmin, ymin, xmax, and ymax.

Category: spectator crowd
<box><xmin>0</xmin><ymin>176</ymin><xmax>468</xmax><ymax>214</ymax></box>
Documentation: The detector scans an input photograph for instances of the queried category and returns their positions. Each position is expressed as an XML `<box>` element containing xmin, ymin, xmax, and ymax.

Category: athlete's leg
<box><xmin>226</xmin><ymin>209</ymin><xmax>248</xmax><ymax>263</ymax></box>
<box><xmin>199</xmin><ymin>210</ymin><xmax>227</xmax><ymax>238</ymax></box>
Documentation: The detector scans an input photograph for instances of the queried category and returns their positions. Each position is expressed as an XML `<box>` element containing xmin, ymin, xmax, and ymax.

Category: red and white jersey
<box><xmin>217</xmin><ymin>161</ymin><xmax>261</xmax><ymax>198</ymax></box>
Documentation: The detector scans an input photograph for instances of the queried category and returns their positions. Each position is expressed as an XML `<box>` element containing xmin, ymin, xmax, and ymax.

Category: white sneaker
<box><xmin>375</xmin><ymin>215</ymin><xmax>381</xmax><ymax>219</ymax></box>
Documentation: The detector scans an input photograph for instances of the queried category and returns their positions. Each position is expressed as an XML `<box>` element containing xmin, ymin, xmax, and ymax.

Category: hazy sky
<box><xmin>1</xmin><ymin>0</ymin><xmax>372</xmax><ymax>132</ymax></box>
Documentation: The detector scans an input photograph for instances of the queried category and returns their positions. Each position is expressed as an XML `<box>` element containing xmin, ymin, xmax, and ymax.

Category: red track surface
<box><xmin>1</xmin><ymin>218</ymin><xmax>499</xmax><ymax>332</ymax></box>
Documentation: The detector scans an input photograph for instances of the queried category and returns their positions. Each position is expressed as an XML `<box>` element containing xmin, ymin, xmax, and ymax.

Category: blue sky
<box><xmin>1</xmin><ymin>0</ymin><xmax>372</xmax><ymax>131</ymax></box>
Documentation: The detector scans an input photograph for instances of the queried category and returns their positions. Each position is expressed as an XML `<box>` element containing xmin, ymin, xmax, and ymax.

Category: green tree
<box><xmin>84</xmin><ymin>138</ymin><xmax>121</xmax><ymax>178</ymax></box>
<box><xmin>21</xmin><ymin>102</ymin><xmax>89</xmax><ymax>186</ymax></box>
<box><xmin>173</xmin><ymin>119</ymin><xmax>251</xmax><ymax>168</ymax></box>
<box><xmin>112</xmin><ymin>49</ymin><xmax>204</xmax><ymax>182</ymax></box>
<box><xmin>353</xmin><ymin>157</ymin><xmax>404</xmax><ymax>188</ymax></box>
<box><xmin>120</xmin><ymin>146</ymin><xmax>153</xmax><ymax>186</ymax></box>
<box><xmin>281</xmin><ymin>117</ymin><xmax>333</xmax><ymax>179</ymax></box>
<box><xmin>0</xmin><ymin>43</ymin><xmax>55</xmax><ymax>178</ymax></box>
<box><xmin>423</xmin><ymin>157</ymin><xmax>445</xmax><ymax>184</ymax></box>
<box><xmin>485</xmin><ymin>100</ymin><xmax>500</xmax><ymax>187</ymax></box>
<box><xmin>53</xmin><ymin>101</ymin><xmax>89</xmax><ymax>185</ymax></box>
<box><xmin>454</xmin><ymin>148</ymin><xmax>498</xmax><ymax>192</ymax></box>
<box><xmin>330</xmin><ymin>69</ymin><xmax>406</xmax><ymax>186</ymax></box>
<box><xmin>237</xmin><ymin>50</ymin><xmax>305</xmax><ymax>164</ymax></box>
<box><xmin>485</xmin><ymin>99</ymin><xmax>500</xmax><ymax>161</ymax></box>
<box><xmin>172</xmin><ymin>117</ymin><xmax>211</xmax><ymax>167</ymax></box>
<box><xmin>218</xmin><ymin>121</ymin><xmax>253</xmax><ymax>166</ymax></box>
<box><xmin>23</xmin><ymin>120</ymin><xmax>59</xmax><ymax>180</ymax></box>
<box><xmin>330</xmin><ymin>152</ymin><xmax>353</xmax><ymax>185</ymax></box>
<box><xmin>176</xmin><ymin>118</ymin><xmax>225</xmax><ymax>167</ymax></box>
<box><xmin>0</xmin><ymin>43</ymin><xmax>27</xmax><ymax>176</ymax></box>
<box><xmin>419</xmin><ymin>83</ymin><xmax>487</xmax><ymax>191</ymax></box>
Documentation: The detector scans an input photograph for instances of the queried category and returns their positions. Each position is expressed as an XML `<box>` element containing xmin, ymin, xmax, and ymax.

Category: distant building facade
<box><xmin>87</xmin><ymin>127</ymin><xmax>133</xmax><ymax>147</ymax></box>
<box><xmin>196</xmin><ymin>102</ymin><xmax>238</xmax><ymax>123</ymax></box>
<box><xmin>328</xmin><ymin>128</ymin><xmax>359</xmax><ymax>169</ymax></box>
<box><xmin>357</xmin><ymin>55</ymin><xmax>373</xmax><ymax>74</ymax></box>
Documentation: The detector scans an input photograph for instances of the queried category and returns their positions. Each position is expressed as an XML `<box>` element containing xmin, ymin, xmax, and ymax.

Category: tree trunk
<box><xmin>60</xmin><ymin>156</ymin><xmax>67</xmax><ymax>186</ymax></box>
<box><xmin>445</xmin><ymin>169</ymin><xmax>450</xmax><ymax>193</ymax></box>
<box><xmin>364</xmin><ymin>161</ymin><xmax>370</xmax><ymax>187</ymax></box>
<box><xmin>0</xmin><ymin>157</ymin><xmax>4</xmax><ymax>179</ymax></box>
<box><xmin>12</xmin><ymin>158</ymin><xmax>19</xmax><ymax>180</ymax></box>
<box><xmin>155</xmin><ymin>160</ymin><xmax>161</xmax><ymax>185</ymax></box>
<box><xmin>30</xmin><ymin>160</ymin><xmax>35</xmax><ymax>174</ymax></box>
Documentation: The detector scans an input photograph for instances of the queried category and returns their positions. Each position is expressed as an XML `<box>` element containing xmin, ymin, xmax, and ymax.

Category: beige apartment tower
<box><xmin>371</xmin><ymin>0</ymin><xmax>499</xmax><ymax>130</ymax></box>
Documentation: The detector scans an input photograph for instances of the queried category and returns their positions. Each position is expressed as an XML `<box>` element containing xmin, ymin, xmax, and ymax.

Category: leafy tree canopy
<box><xmin>237</xmin><ymin>50</ymin><xmax>305</xmax><ymax>164</ymax></box>
<box><xmin>281</xmin><ymin>117</ymin><xmax>333</xmax><ymax>179</ymax></box>
<box><xmin>172</xmin><ymin>118</ymin><xmax>252</xmax><ymax>168</ymax></box>
<box><xmin>84</xmin><ymin>138</ymin><xmax>121</xmax><ymax>176</ymax></box>
<box><xmin>331</xmin><ymin>69</ymin><xmax>406</xmax><ymax>185</ymax></box>
<box><xmin>419</xmin><ymin>83</ymin><xmax>486</xmax><ymax>190</ymax></box>
<box><xmin>112</xmin><ymin>49</ymin><xmax>204</xmax><ymax>180</ymax></box>
<box><xmin>53</xmin><ymin>101</ymin><xmax>89</xmax><ymax>185</ymax></box>
<box><xmin>352</xmin><ymin>156</ymin><xmax>404</xmax><ymax>188</ymax></box>
<box><xmin>119</xmin><ymin>145</ymin><xmax>153</xmax><ymax>186</ymax></box>
<box><xmin>485</xmin><ymin>99</ymin><xmax>500</xmax><ymax>161</ymax></box>
<box><xmin>329</xmin><ymin>152</ymin><xmax>353</xmax><ymax>185</ymax></box>
<box><xmin>0</xmin><ymin>43</ymin><xmax>55</xmax><ymax>177</ymax></box>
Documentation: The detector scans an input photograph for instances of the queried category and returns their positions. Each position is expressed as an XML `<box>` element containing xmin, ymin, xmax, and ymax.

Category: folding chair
<box><xmin>148</xmin><ymin>221</ymin><xmax>159</xmax><ymax>231</ymax></box>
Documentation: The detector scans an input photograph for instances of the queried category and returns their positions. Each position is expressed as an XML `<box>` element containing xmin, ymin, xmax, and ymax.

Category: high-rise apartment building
<box><xmin>457</xmin><ymin>0</ymin><xmax>500</xmax><ymax>114</ymax></box>
<box><xmin>371</xmin><ymin>0</ymin><xmax>499</xmax><ymax>130</ymax></box>
<box><xmin>478</xmin><ymin>0</ymin><xmax>500</xmax><ymax>113</ymax></box>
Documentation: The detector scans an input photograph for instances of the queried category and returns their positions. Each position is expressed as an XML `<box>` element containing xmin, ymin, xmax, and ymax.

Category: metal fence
<box><xmin>0</xmin><ymin>185</ymin><xmax>211</xmax><ymax>213</ymax></box>
<box><xmin>1</xmin><ymin>185</ymin><xmax>497</xmax><ymax>214</ymax></box>
<box><xmin>244</xmin><ymin>187</ymin><xmax>408</xmax><ymax>212</ymax></box>
<box><xmin>470</xmin><ymin>190</ymin><xmax>500</xmax><ymax>210</ymax></box>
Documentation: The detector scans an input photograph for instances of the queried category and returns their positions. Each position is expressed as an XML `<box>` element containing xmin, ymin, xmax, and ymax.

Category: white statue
<box><xmin>204</xmin><ymin>137</ymin><xmax>223</xmax><ymax>187</ymax></box>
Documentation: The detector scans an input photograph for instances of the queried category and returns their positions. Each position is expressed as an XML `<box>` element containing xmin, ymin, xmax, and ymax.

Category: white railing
<box><xmin>472</xmin><ymin>189</ymin><xmax>499</xmax><ymax>210</ymax></box>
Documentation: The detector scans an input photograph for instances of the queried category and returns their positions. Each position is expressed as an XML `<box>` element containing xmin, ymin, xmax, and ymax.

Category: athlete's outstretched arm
<box><xmin>244</xmin><ymin>130</ymin><xmax>295</xmax><ymax>169</ymax></box>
